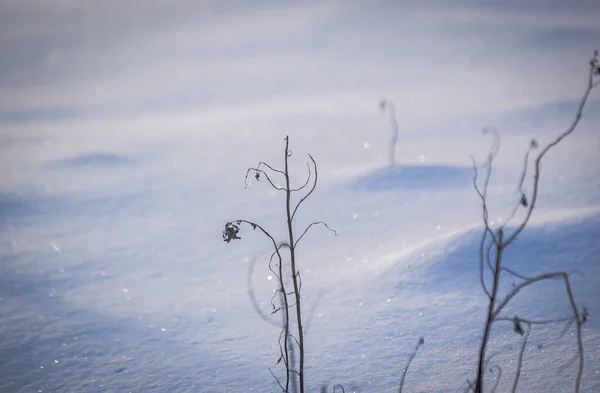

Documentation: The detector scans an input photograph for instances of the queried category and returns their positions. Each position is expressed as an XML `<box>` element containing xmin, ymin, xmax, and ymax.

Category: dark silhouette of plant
<box><xmin>398</xmin><ymin>337</ymin><xmax>424</xmax><ymax>393</ymax></box>
<box><xmin>379</xmin><ymin>99</ymin><xmax>399</xmax><ymax>167</ymax></box>
<box><xmin>467</xmin><ymin>50</ymin><xmax>599</xmax><ymax>393</ymax></box>
<box><xmin>222</xmin><ymin>136</ymin><xmax>336</xmax><ymax>393</ymax></box>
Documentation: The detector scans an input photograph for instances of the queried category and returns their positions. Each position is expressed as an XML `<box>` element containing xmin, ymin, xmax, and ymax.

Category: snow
<box><xmin>1</xmin><ymin>2</ymin><xmax>600</xmax><ymax>392</ymax></box>
<box><xmin>2</xmin><ymin>117</ymin><xmax>599</xmax><ymax>392</ymax></box>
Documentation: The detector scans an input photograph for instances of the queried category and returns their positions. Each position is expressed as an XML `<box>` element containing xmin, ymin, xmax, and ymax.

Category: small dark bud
<box><xmin>255</xmin><ymin>172</ymin><xmax>260</xmax><ymax>180</ymax></box>
<box><xmin>520</xmin><ymin>194</ymin><xmax>528</xmax><ymax>207</ymax></box>
<box><xmin>582</xmin><ymin>306</ymin><xmax>589</xmax><ymax>323</ymax></box>
<box><xmin>251</xmin><ymin>223</ymin><xmax>257</xmax><ymax>230</ymax></box>
<box><xmin>419</xmin><ymin>337</ymin><xmax>425</xmax><ymax>345</ymax></box>
<box><xmin>530</xmin><ymin>139</ymin><xmax>538</xmax><ymax>148</ymax></box>
<box><xmin>513</xmin><ymin>316</ymin><xmax>524</xmax><ymax>336</ymax></box>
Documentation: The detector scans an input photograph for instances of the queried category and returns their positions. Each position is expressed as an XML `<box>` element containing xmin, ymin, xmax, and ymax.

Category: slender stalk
<box><xmin>283</xmin><ymin>136</ymin><xmax>305</xmax><ymax>393</ymax></box>
<box><xmin>398</xmin><ymin>337</ymin><xmax>424</xmax><ymax>393</ymax></box>
<box><xmin>504</xmin><ymin>51</ymin><xmax>599</xmax><ymax>248</ymax></box>
<box><xmin>475</xmin><ymin>229</ymin><xmax>503</xmax><ymax>393</ymax></box>
<box><xmin>380</xmin><ymin>99</ymin><xmax>399</xmax><ymax>167</ymax></box>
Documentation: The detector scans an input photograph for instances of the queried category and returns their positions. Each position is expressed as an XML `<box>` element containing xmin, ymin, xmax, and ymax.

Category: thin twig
<box><xmin>475</xmin><ymin>229</ymin><xmax>504</xmax><ymax>393</ymax></box>
<box><xmin>333</xmin><ymin>384</ymin><xmax>346</xmax><ymax>393</ymax></box>
<box><xmin>398</xmin><ymin>337</ymin><xmax>424</xmax><ymax>393</ymax></box>
<box><xmin>512</xmin><ymin>321</ymin><xmax>531</xmax><ymax>393</ymax></box>
<box><xmin>294</xmin><ymin>221</ymin><xmax>338</xmax><ymax>248</ymax></box>
<box><xmin>291</xmin><ymin>154</ymin><xmax>318</xmax><ymax>222</ymax></box>
<box><xmin>291</xmin><ymin>162</ymin><xmax>312</xmax><ymax>192</ymax></box>
<box><xmin>380</xmin><ymin>99</ymin><xmax>399</xmax><ymax>167</ymax></box>
<box><xmin>245</xmin><ymin>168</ymin><xmax>286</xmax><ymax>190</ymax></box>
<box><xmin>493</xmin><ymin>271</ymin><xmax>583</xmax><ymax>392</ymax></box>
<box><xmin>504</xmin><ymin>51</ymin><xmax>599</xmax><ymax>247</ymax></box>
<box><xmin>269</xmin><ymin>368</ymin><xmax>286</xmax><ymax>392</ymax></box>
<box><xmin>489</xmin><ymin>365</ymin><xmax>502</xmax><ymax>393</ymax></box>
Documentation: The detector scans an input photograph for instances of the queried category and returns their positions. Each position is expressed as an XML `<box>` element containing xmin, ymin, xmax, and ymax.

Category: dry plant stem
<box><xmin>229</xmin><ymin>136</ymin><xmax>335</xmax><ymax>393</ymax></box>
<box><xmin>379</xmin><ymin>99</ymin><xmax>399</xmax><ymax>167</ymax></box>
<box><xmin>494</xmin><ymin>271</ymin><xmax>583</xmax><ymax>392</ymax></box>
<box><xmin>228</xmin><ymin>220</ymin><xmax>292</xmax><ymax>392</ymax></box>
<box><xmin>475</xmin><ymin>229</ymin><xmax>504</xmax><ymax>393</ymax></box>
<box><xmin>511</xmin><ymin>322</ymin><xmax>530</xmax><ymax>393</ymax></box>
<box><xmin>489</xmin><ymin>365</ymin><xmax>502</xmax><ymax>393</ymax></box>
<box><xmin>472</xmin><ymin>51</ymin><xmax>597</xmax><ymax>393</ymax></box>
<box><xmin>504</xmin><ymin>51</ymin><xmax>599</xmax><ymax>248</ymax></box>
<box><xmin>398</xmin><ymin>337</ymin><xmax>424</xmax><ymax>393</ymax></box>
<box><xmin>283</xmin><ymin>136</ymin><xmax>305</xmax><ymax>393</ymax></box>
<box><xmin>333</xmin><ymin>384</ymin><xmax>346</xmax><ymax>393</ymax></box>
<box><xmin>495</xmin><ymin>316</ymin><xmax>575</xmax><ymax>393</ymax></box>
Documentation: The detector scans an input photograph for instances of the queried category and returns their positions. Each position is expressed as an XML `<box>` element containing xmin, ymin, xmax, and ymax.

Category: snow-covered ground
<box><xmin>1</xmin><ymin>1</ymin><xmax>600</xmax><ymax>392</ymax></box>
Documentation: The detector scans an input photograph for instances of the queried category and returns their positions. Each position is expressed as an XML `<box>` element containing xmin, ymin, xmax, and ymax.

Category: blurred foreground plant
<box><xmin>468</xmin><ymin>50</ymin><xmax>599</xmax><ymax>393</ymax></box>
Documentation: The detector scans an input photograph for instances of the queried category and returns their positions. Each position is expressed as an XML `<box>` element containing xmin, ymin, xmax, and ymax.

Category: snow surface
<box><xmin>2</xmin><ymin>113</ymin><xmax>599</xmax><ymax>392</ymax></box>
<box><xmin>1</xmin><ymin>2</ymin><xmax>600</xmax><ymax>392</ymax></box>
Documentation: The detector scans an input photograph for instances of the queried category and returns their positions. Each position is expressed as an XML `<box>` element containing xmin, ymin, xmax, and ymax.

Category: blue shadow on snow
<box><xmin>353</xmin><ymin>164</ymin><xmax>473</xmax><ymax>190</ymax></box>
<box><xmin>47</xmin><ymin>153</ymin><xmax>134</xmax><ymax>169</ymax></box>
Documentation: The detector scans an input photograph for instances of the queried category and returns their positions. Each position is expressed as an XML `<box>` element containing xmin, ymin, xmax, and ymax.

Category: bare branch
<box><xmin>489</xmin><ymin>365</ymin><xmax>502</xmax><ymax>393</ymax></box>
<box><xmin>512</xmin><ymin>321</ymin><xmax>531</xmax><ymax>393</ymax></box>
<box><xmin>516</xmin><ymin>140</ymin><xmax>539</xmax><ymax>193</ymax></box>
<box><xmin>333</xmin><ymin>384</ymin><xmax>346</xmax><ymax>393</ymax></box>
<box><xmin>260</xmin><ymin>161</ymin><xmax>287</xmax><ymax>176</ymax></box>
<box><xmin>493</xmin><ymin>271</ymin><xmax>583</xmax><ymax>392</ymax></box>
<box><xmin>379</xmin><ymin>98</ymin><xmax>399</xmax><ymax>167</ymax></box>
<box><xmin>227</xmin><ymin>136</ymin><xmax>332</xmax><ymax>393</ymax></box>
<box><xmin>475</xmin><ymin>228</ymin><xmax>504</xmax><ymax>393</ymax></box>
<box><xmin>294</xmin><ymin>221</ymin><xmax>338</xmax><ymax>248</ymax></box>
<box><xmin>482</xmin><ymin>127</ymin><xmax>501</xmax><ymax>166</ymax></box>
<box><xmin>291</xmin><ymin>162</ymin><xmax>312</xmax><ymax>192</ymax></box>
<box><xmin>398</xmin><ymin>337</ymin><xmax>425</xmax><ymax>393</ymax></box>
<box><xmin>245</xmin><ymin>168</ymin><xmax>285</xmax><ymax>190</ymax></box>
<box><xmin>478</xmin><ymin>228</ymin><xmax>492</xmax><ymax>298</ymax></box>
<box><xmin>504</xmin><ymin>50</ymin><xmax>599</xmax><ymax>247</ymax></box>
<box><xmin>502</xmin><ymin>199</ymin><xmax>523</xmax><ymax>231</ymax></box>
<box><xmin>471</xmin><ymin>156</ymin><xmax>498</xmax><ymax>246</ymax></box>
<box><xmin>494</xmin><ymin>272</ymin><xmax>576</xmax><ymax>318</ymax></box>
<box><xmin>501</xmin><ymin>266</ymin><xmax>534</xmax><ymax>281</ymax></box>
<box><xmin>291</xmin><ymin>154</ymin><xmax>318</xmax><ymax>221</ymax></box>
<box><xmin>289</xmin><ymin>333</ymin><xmax>301</xmax><ymax>348</ymax></box>
<box><xmin>269</xmin><ymin>368</ymin><xmax>286</xmax><ymax>393</ymax></box>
